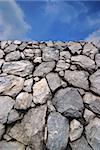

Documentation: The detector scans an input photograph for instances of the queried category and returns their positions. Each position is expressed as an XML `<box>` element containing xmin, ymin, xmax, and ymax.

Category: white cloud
<box><xmin>0</xmin><ymin>0</ymin><xmax>31</xmax><ymax>40</ymax></box>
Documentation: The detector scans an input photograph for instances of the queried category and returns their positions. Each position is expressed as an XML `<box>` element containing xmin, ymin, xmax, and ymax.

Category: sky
<box><xmin>0</xmin><ymin>0</ymin><xmax>100</xmax><ymax>42</ymax></box>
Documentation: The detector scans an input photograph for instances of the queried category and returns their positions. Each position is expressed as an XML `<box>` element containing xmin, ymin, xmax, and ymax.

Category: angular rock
<box><xmin>0</xmin><ymin>50</ymin><xmax>4</xmax><ymax>59</ymax></box>
<box><xmin>0</xmin><ymin>124</ymin><xmax>5</xmax><ymax>140</ymax></box>
<box><xmin>89</xmin><ymin>70</ymin><xmax>100</xmax><ymax>95</ymax></box>
<box><xmin>2</xmin><ymin>60</ymin><xmax>33</xmax><ymax>77</ymax></box>
<box><xmin>71</xmin><ymin>55</ymin><xmax>95</xmax><ymax>70</ymax></box>
<box><xmin>0</xmin><ymin>41</ymin><xmax>7</xmax><ymax>49</ymax></box>
<box><xmin>23</xmin><ymin>78</ymin><xmax>33</xmax><ymax>92</ymax></box>
<box><xmin>33</xmin><ymin>78</ymin><xmax>51</xmax><ymax>104</ymax></box>
<box><xmin>0</xmin><ymin>74</ymin><xmax>24</xmax><ymax>97</ymax></box>
<box><xmin>68</xmin><ymin>42</ymin><xmax>82</xmax><ymax>54</ymax></box>
<box><xmin>55</xmin><ymin>60</ymin><xmax>70</xmax><ymax>71</ymax></box>
<box><xmin>0</xmin><ymin>96</ymin><xmax>15</xmax><ymax>124</ymax></box>
<box><xmin>8</xmin><ymin>105</ymin><xmax>47</xmax><ymax>150</ymax></box>
<box><xmin>60</xmin><ymin>51</ymin><xmax>71</xmax><ymax>60</ymax></box>
<box><xmin>84</xmin><ymin>108</ymin><xmax>95</xmax><ymax>123</ymax></box>
<box><xmin>83</xmin><ymin>92</ymin><xmax>100</xmax><ymax>115</ymax></box>
<box><xmin>0</xmin><ymin>141</ymin><xmax>25</xmax><ymax>150</ymax></box>
<box><xmin>70</xmin><ymin>136</ymin><xmax>92</xmax><ymax>150</ymax></box>
<box><xmin>13</xmin><ymin>40</ymin><xmax>21</xmax><ymax>45</ymax></box>
<box><xmin>65</xmin><ymin>70</ymin><xmax>89</xmax><ymax>90</ymax></box>
<box><xmin>52</xmin><ymin>88</ymin><xmax>84</xmax><ymax>118</ymax></box>
<box><xmin>18</xmin><ymin>42</ymin><xmax>27</xmax><ymax>51</ymax></box>
<box><xmin>0</xmin><ymin>59</ymin><xmax>4</xmax><ymax>68</ymax></box>
<box><xmin>85</xmin><ymin>117</ymin><xmax>100</xmax><ymax>149</ymax></box>
<box><xmin>23</xmin><ymin>49</ymin><xmax>34</xmax><ymax>59</ymax></box>
<box><xmin>46</xmin><ymin>73</ymin><xmax>62</xmax><ymax>91</ymax></box>
<box><xmin>70</xmin><ymin>119</ymin><xmax>83</xmax><ymax>142</ymax></box>
<box><xmin>4</xmin><ymin>44</ymin><xmax>18</xmax><ymax>53</ymax></box>
<box><xmin>5</xmin><ymin>51</ymin><xmax>21</xmax><ymax>61</ymax></box>
<box><xmin>34</xmin><ymin>57</ymin><xmax>42</xmax><ymax>63</ymax></box>
<box><xmin>95</xmin><ymin>53</ymin><xmax>100</xmax><ymax>67</ymax></box>
<box><xmin>46</xmin><ymin>112</ymin><xmax>69</xmax><ymax>150</ymax></box>
<box><xmin>42</xmin><ymin>47</ymin><xmax>59</xmax><ymax>61</ymax></box>
<box><xmin>33</xmin><ymin>61</ymin><xmax>55</xmax><ymax>77</ymax></box>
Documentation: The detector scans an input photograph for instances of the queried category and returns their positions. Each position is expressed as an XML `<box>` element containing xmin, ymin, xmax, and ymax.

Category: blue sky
<box><xmin>0</xmin><ymin>0</ymin><xmax>100</xmax><ymax>41</ymax></box>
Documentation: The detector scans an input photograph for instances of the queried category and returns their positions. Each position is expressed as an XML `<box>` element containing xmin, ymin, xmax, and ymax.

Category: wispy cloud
<box><xmin>86</xmin><ymin>29</ymin><xmax>100</xmax><ymax>43</ymax></box>
<box><xmin>0</xmin><ymin>0</ymin><xmax>31</xmax><ymax>40</ymax></box>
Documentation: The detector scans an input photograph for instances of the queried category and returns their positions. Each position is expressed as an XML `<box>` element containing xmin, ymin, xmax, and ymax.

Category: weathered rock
<box><xmin>0</xmin><ymin>96</ymin><xmax>15</xmax><ymax>124</ymax></box>
<box><xmin>70</xmin><ymin>136</ymin><xmax>92</xmax><ymax>150</ymax></box>
<box><xmin>8</xmin><ymin>105</ymin><xmax>47</xmax><ymax>150</ymax></box>
<box><xmin>0</xmin><ymin>50</ymin><xmax>4</xmax><ymax>59</ymax></box>
<box><xmin>7</xmin><ymin>109</ymin><xmax>22</xmax><ymax>124</ymax></box>
<box><xmin>46</xmin><ymin>112</ymin><xmax>69</xmax><ymax>150</ymax></box>
<box><xmin>4</xmin><ymin>44</ymin><xmax>18</xmax><ymax>53</ymax></box>
<box><xmin>33</xmin><ymin>78</ymin><xmax>51</xmax><ymax>104</ymax></box>
<box><xmin>71</xmin><ymin>55</ymin><xmax>95</xmax><ymax>70</ymax></box>
<box><xmin>70</xmin><ymin>119</ymin><xmax>83</xmax><ymax>142</ymax></box>
<box><xmin>34</xmin><ymin>57</ymin><xmax>42</xmax><ymax>63</ymax></box>
<box><xmin>47</xmin><ymin>100</ymin><xmax>56</xmax><ymax>112</ymax></box>
<box><xmin>83</xmin><ymin>92</ymin><xmax>100</xmax><ymax>115</ymax></box>
<box><xmin>55</xmin><ymin>60</ymin><xmax>70</xmax><ymax>71</ymax></box>
<box><xmin>23</xmin><ymin>49</ymin><xmax>34</xmax><ymax>59</ymax></box>
<box><xmin>18</xmin><ymin>42</ymin><xmax>27</xmax><ymax>51</ymax></box>
<box><xmin>0</xmin><ymin>74</ymin><xmax>24</xmax><ymax>97</ymax></box>
<box><xmin>0</xmin><ymin>141</ymin><xmax>25</xmax><ymax>150</ymax></box>
<box><xmin>95</xmin><ymin>53</ymin><xmax>100</xmax><ymax>67</ymax></box>
<box><xmin>0</xmin><ymin>59</ymin><xmax>4</xmax><ymax>68</ymax></box>
<box><xmin>60</xmin><ymin>51</ymin><xmax>71</xmax><ymax>60</ymax></box>
<box><xmin>46</xmin><ymin>73</ymin><xmax>62</xmax><ymax>91</ymax></box>
<box><xmin>33</xmin><ymin>61</ymin><xmax>55</xmax><ymax>77</ymax></box>
<box><xmin>13</xmin><ymin>40</ymin><xmax>21</xmax><ymax>45</ymax></box>
<box><xmin>0</xmin><ymin>41</ymin><xmax>7</xmax><ymax>49</ymax></box>
<box><xmin>85</xmin><ymin>117</ymin><xmax>100</xmax><ymax>149</ymax></box>
<box><xmin>0</xmin><ymin>124</ymin><xmax>5</xmax><ymax>140</ymax></box>
<box><xmin>52</xmin><ymin>88</ymin><xmax>84</xmax><ymax>118</ymax></box>
<box><xmin>23</xmin><ymin>78</ymin><xmax>33</xmax><ymax>92</ymax></box>
<box><xmin>2</xmin><ymin>60</ymin><xmax>33</xmax><ymax>77</ymax></box>
<box><xmin>84</xmin><ymin>108</ymin><xmax>95</xmax><ymax>123</ymax></box>
<box><xmin>65</xmin><ymin>70</ymin><xmax>89</xmax><ymax>90</ymax></box>
<box><xmin>15</xmin><ymin>92</ymin><xmax>32</xmax><ymax>110</ymax></box>
<box><xmin>42</xmin><ymin>47</ymin><xmax>59</xmax><ymax>61</ymax></box>
<box><xmin>5</xmin><ymin>51</ymin><xmax>21</xmax><ymax>61</ymax></box>
<box><xmin>34</xmin><ymin>48</ymin><xmax>41</xmax><ymax>57</ymax></box>
<box><xmin>89</xmin><ymin>70</ymin><xmax>100</xmax><ymax>95</ymax></box>
<box><xmin>68</xmin><ymin>42</ymin><xmax>82</xmax><ymax>54</ymax></box>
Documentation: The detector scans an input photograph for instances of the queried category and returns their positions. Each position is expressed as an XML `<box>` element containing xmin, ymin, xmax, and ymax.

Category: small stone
<box><xmin>84</xmin><ymin>108</ymin><xmax>95</xmax><ymax>123</ymax></box>
<box><xmin>34</xmin><ymin>49</ymin><xmax>41</xmax><ymax>57</ymax></box>
<box><xmin>4</xmin><ymin>44</ymin><xmax>18</xmax><ymax>53</ymax></box>
<box><xmin>7</xmin><ymin>109</ymin><xmax>22</xmax><ymax>124</ymax></box>
<box><xmin>71</xmin><ymin>55</ymin><xmax>95</xmax><ymax>70</ymax></box>
<box><xmin>33</xmin><ymin>61</ymin><xmax>55</xmax><ymax>77</ymax></box>
<box><xmin>2</xmin><ymin>60</ymin><xmax>34</xmax><ymax>77</ymax></box>
<box><xmin>13</xmin><ymin>40</ymin><xmax>21</xmax><ymax>45</ymax></box>
<box><xmin>70</xmin><ymin>65</ymin><xmax>77</xmax><ymax>70</ymax></box>
<box><xmin>77</xmin><ymin>88</ymin><xmax>85</xmax><ymax>96</ymax></box>
<box><xmin>0</xmin><ymin>96</ymin><xmax>15</xmax><ymax>124</ymax></box>
<box><xmin>47</xmin><ymin>100</ymin><xmax>56</xmax><ymax>112</ymax></box>
<box><xmin>15</xmin><ymin>92</ymin><xmax>32</xmax><ymax>110</ymax></box>
<box><xmin>0</xmin><ymin>124</ymin><xmax>5</xmax><ymax>140</ymax></box>
<box><xmin>23</xmin><ymin>49</ymin><xmax>34</xmax><ymax>59</ymax></box>
<box><xmin>0</xmin><ymin>59</ymin><xmax>4</xmax><ymax>68</ymax></box>
<box><xmin>23</xmin><ymin>78</ymin><xmax>33</xmax><ymax>92</ymax></box>
<box><xmin>56</xmin><ymin>60</ymin><xmax>70</xmax><ymax>71</ymax></box>
<box><xmin>89</xmin><ymin>70</ymin><xmax>100</xmax><ymax>95</ymax></box>
<box><xmin>0</xmin><ymin>74</ymin><xmax>24</xmax><ymax>97</ymax></box>
<box><xmin>64</xmin><ymin>70</ymin><xmax>89</xmax><ymax>90</ymax></box>
<box><xmin>70</xmin><ymin>136</ymin><xmax>92</xmax><ymax>150</ymax></box>
<box><xmin>5</xmin><ymin>51</ymin><xmax>21</xmax><ymax>61</ymax></box>
<box><xmin>46</xmin><ymin>41</ymin><xmax>54</xmax><ymax>47</ymax></box>
<box><xmin>42</xmin><ymin>47</ymin><xmax>59</xmax><ymax>61</ymax></box>
<box><xmin>85</xmin><ymin>117</ymin><xmax>100</xmax><ymax>149</ymax></box>
<box><xmin>68</xmin><ymin>42</ymin><xmax>82</xmax><ymax>54</ymax></box>
<box><xmin>52</xmin><ymin>88</ymin><xmax>84</xmax><ymax>118</ymax></box>
<box><xmin>0</xmin><ymin>50</ymin><xmax>4</xmax><ymax>59</ymax></box>
<box><xmin>0</xmin><ymin>141</ymin><xmax>25</xmax><ymax>150</ymax></box>
<box><xmin>60</xmin><ymin>51</ymin><xmax>71</xmax><ymax>60</ymax></box>
<box><xmin>46</xmin><ymin>73</ymin><xmax>62</xmax><ymax>92</ymax></box>
<box><xmin>1</xmin><ymin>41</ymin><xmax>7</xmax><ymax>49</ymax></box>
<box><xmin>34</xmin><ymin>57</ymin><xmax>42</xmax><ymax>63</ymax></box>
<box><xmin>33</xmin><ymin>78</ymin><xmax>51</xmax><ymax>104</ymax></box>
<box><xmin>70</xmin><ymin>119</ymin><xmax>83</xmax><ymax>142</ymax></box>
<box><xmin>18</xmin><ymin>42</ymin><xmax>27</xmax><ymax>51</ymax></box>
<box><xmin>34</xmin><ymin>76</ymin><xmax>40</xmax><ymax>82</ymax></box>
<box><xmin>59</xmin><ymin>70</ymin><xmax>64</xmax><ymax>77</ymax></box>
<box><xmin>46</xmin><ymin>112</ymin><xmax>69</xmax><ymax>150</ymax></box>
<box><xmin>95</xmin><ymin>53</ymin><xmax>100</xmax><ymax>67</ymax></box>
<box><xmin>61</xmin><ymin>80</ymin><xmax>67</xmax><ymax>88</ymax></box>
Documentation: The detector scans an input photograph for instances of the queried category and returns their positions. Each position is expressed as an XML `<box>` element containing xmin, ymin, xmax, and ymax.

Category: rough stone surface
<box><xmin>23</xmin><ymin>78</ymin><xmax>33</xmax><ymax>92</ymax></box>
<box><xmin>95</xmin><ymin>53</ymin><xmax>100</xmax><ymax>67</ymax></box>
<box><xmin>33</xmin><ymin>78</ymin><xmax>51</xmax><ymax>104</ymax></box>
<box><xmin>68</xmin><ymin>42</ymin><xmax>82</xmax><ymax>54</ymax></box>
<box><xmin>5</xmin><ymin>51</ymin><xmax>21</xmax><ymax>61</ymax></box>
<box><xmin>4</xmin><ymin>44</ymin><xmax>18</xmax><ymax>53</ymax></box>
<box><xmin>0</xmin><ymin>124</ymin><xmax>5</xmax><ymax>140</ymax></box>
<box><xmin>0</xmin><ymin>50</ymin><xmax>4</xmax><ymax>59</ymax></box>
<box><xmin>52</xmin><ymin>88</ymin><xmax>84</xmax><ymax>118</ymax></box>
<box><xmin>46</xmin><ymin>112</ymin><xmax>69</xmax><ymax>150</ymax></box>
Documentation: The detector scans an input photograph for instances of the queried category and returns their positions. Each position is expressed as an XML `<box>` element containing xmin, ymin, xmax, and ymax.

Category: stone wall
<box><xmin>0</xmin><ymin>40</ymin><xmax>100</xmax><ymax>150</ymax></box>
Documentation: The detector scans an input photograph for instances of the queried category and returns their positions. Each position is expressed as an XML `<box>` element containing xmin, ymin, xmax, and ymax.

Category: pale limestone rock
<box><xmin>84</xmin><ymin>108</ymin><xmax>95</xmax><ymax>123</ymax></box>
<box><xmin>23</xmin><ymin>78</ymin><xmax>33</xmax><ymax>92</ymax></box>
<box><xmin>0</xmin><ymin>124</ymin><xmax>5</xmax><ymax>140</ymax></box>
<box><xmin>68</xmin><ymin>42</ymin><xmax>82</xmax><ymax>54</ymax></box>
<box><xmin>0</xmin><ymin>50</ymin><xmax>4</xmax><ymax>59</ymax></box>
<box><xmin>5</xmin><ymin>51</ymin><xmax>21</xmax><ymax>61</ymax></box>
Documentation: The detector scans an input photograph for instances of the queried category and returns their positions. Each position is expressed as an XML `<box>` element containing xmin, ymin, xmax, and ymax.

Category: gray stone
<box><xmin>70</xmin><ymin>136</ymin><xmax>92</xmax><ymax>150</ymax></box>
<box><xmin>84</xmin><ymin>108</ymin><xmax>95</xmax><ymax>123</ymax></box>
<box><xmin>55</xmin><ymin>60</ymin><xmax>70</xmax><ymax>71</ymax></box>
<box><xmin>85</xmin><ymin>117</ymin><xmax>100</xmax><ymax>149</ymax></box>
<box><xmin>0</xmin><ymin>50</ymin><xmax>4</xmax><ymax>59</ymax></box>
<box><xmin>46</xmin><ymin>112</ymin><xmax>69</xmax><ymax>150</ymax></box>
<box><xmin>34</xmin><ymin>48</ymin><xmax>41</xmax><ymax>57</ymax></box>
<box><xmin>0</xmin><ymin>59</ymin><xmax>4</xmax><ymax>68</ymax></box>
<box><xmin>18</xmin><ymin>42</ymin><xmax>27</xmax><ymax>51</ymax></box>
<box><xmin>1</xmin><ymin>41</ymin><xmax>7</xmax><ymax>49</ymax></box>
<box><xmin>68</xmin><ymin>42</ymin><xmax>82</xmax><ymax>54</ymax></box>
<box><xmin>15</xmin><ymin>92</ymin><xmax>32</xmax><ymax>110</ymax></box>
<box><xmin>52</xmin><ymin>88</ymin><xmax>84</xmax><ymax>118</ymax></box>
<box><xmin>4</xmin><ymin>44</ymin><xmax>18</xmax><ymax>53</ymax></box>
<box><xmin>42</xmin><ymin>47</ymin><xmax>59</xmax><ymax>61</ymax></box>
<box><xmin>34</xmin><ymin>57</ymin><xmax>42</xmax><ymax>63</ymax></box>
<box><xmin>64</xmin><ymin>70</ymin><xmax>89</xmax><ymax>90</ymax></box>
<box><xmin>0</xmin><ymin>96</ymin><xmax>15</xmax><ymax>124</ymax></box>
<box><xmin>83</xmin><ymin>92</ymin><xmax>100</xmax><ymax>115</ymax></box>
<box><xmin>95</xmin><ymin>53</ymin><xmax>100</xmax><ymax>67</ymax></box>
<box><xmin>33</xmin><ymin>78</ymin><xmax>51</xmax><ymax>104</ymax></box>
<box><xmin>23</xmin><ymin>49</ymin><xmax>34</xmax><ymax>59</ymax></box>
<box><xmin>8</xmin><ymin>105</ymin><xmax>47</xmax><ymax>150</ymax></box>
<box><xmin>47</xmin><ymin>100</ymin><xmax>56</xmax><ymax>112</ymax></box>
<box><xmin>0</xmin><ymin>124</ymin><xmax>5</xmax><ymax>140</ymax></box>
<box><xmin>71</xmin><ymin>55</ymin><xmax>95</xmax><ymax>70</ymax></box>
<box><xmin>0</xmin><ymin>141</ymin><xmax>25</xmax><ymax>150</ymax></box>
<box><xmin>23</xmin><ymin>78</ymin><xmax>33</xmax><ymax>92</ymax></box>
<box><xmin>70</xmin><ymin>119</ymin><xmax>83</xmax><ymax>142</ymax></box>
<box><xmin>2</xmin><ymin>60</ymin><xmax>34</xmax><ymax>77</ymax></box>
<box><xmin>5</xmin><ymin>51</ymin><xmax>21</xmax><ymax>61</ymax></box>
<box><xmin>33</xmin><ymin>61</ymin><xmax>55</xmax><ymax>77</ymax></box>
<box><xmin>89</xmin><ymin>70</ymin><xmax>100</xmax><ymax>95</ymax></box>
<box><xmin>60</xmin><ymin>51</ymin><xmax>71</xmax><ymax>60</ymax></box>
<box><xmin>0</xmin><ymin>74</ymin><xmax>24</xmax><ymax>97</ymax></box>
<box><xmin>46</xmin><ymin>73</ymin><xmax>62</xmax><ymax>91</ymax></box>
<box><xmin>13</xmin><ymin>40</ymin><xmax>21</xmax><ymax>45</ymax></box>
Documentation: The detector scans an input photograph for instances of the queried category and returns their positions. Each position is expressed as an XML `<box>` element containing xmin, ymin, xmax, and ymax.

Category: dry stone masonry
<box><xmin>0</xmin><ymin>40</ymin><xmax>100</xmax><ymax>150</ymax></box>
